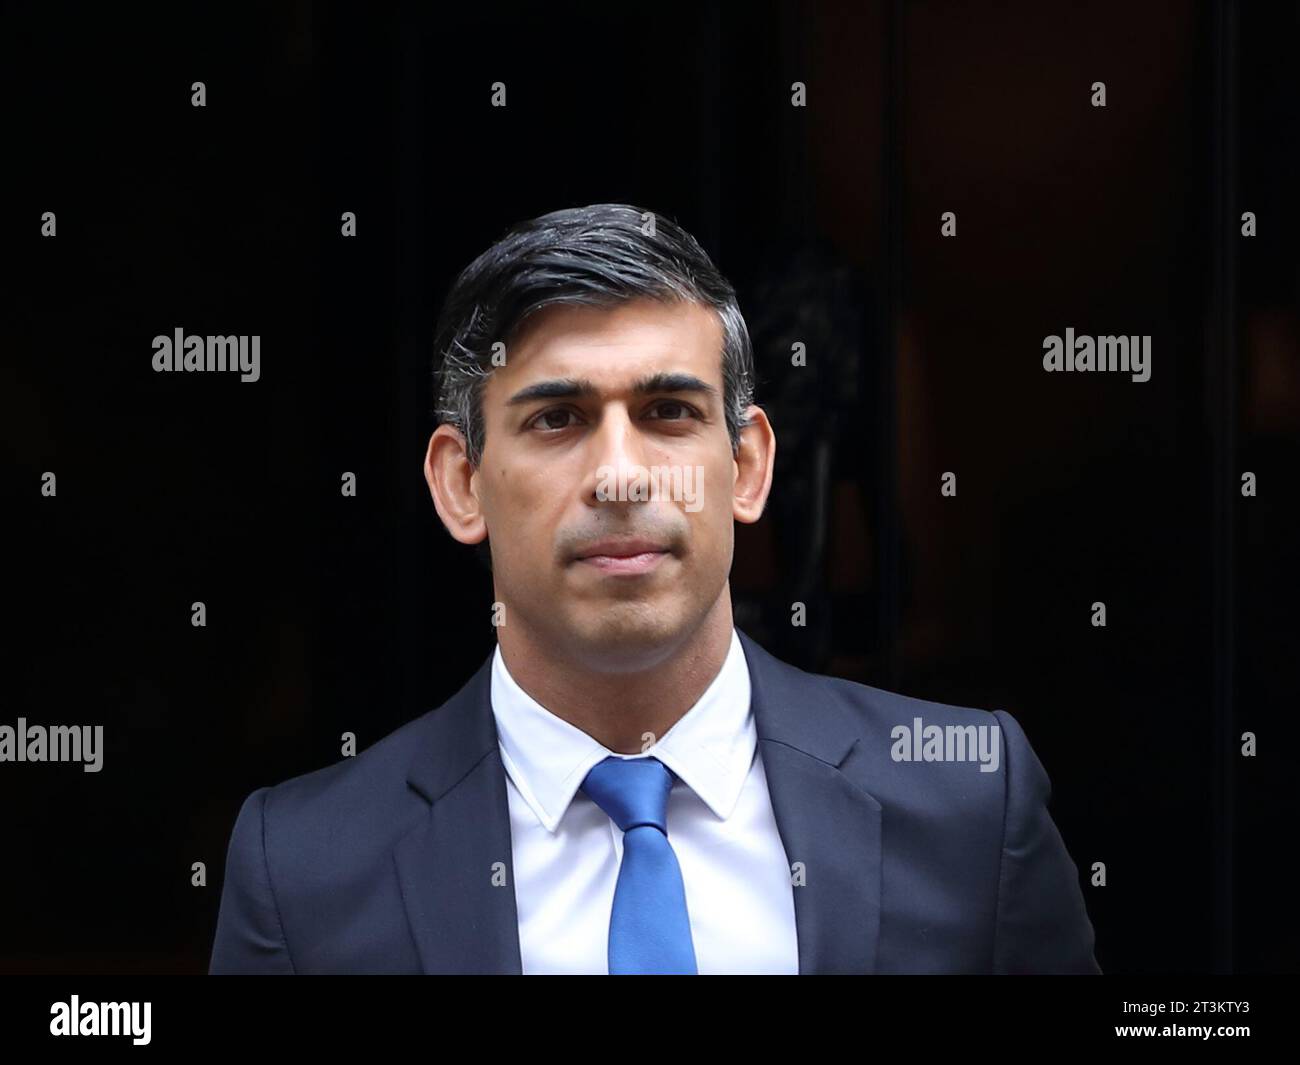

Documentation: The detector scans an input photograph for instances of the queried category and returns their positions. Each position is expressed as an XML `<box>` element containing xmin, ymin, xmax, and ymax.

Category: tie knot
<box><xmin>579</xmin><ymin>755</ymin><xmax>674</xmax><ymax>833</ymax></box>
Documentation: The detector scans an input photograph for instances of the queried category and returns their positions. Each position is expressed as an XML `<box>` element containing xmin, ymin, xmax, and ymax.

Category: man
<box><xmin>210</xmin><ymin>203</ymin><xmax>1101</xmax><ymax>974</ymax></box>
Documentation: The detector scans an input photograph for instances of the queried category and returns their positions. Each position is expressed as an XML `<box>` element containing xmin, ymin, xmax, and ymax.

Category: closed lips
<box><xmin>574</xmin><ymin>541</ymin><xmax>668</xmax><ymax>560</ymax></box>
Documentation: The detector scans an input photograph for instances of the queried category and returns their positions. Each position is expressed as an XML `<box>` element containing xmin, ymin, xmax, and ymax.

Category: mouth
<box><xmin>571</xmin><ymin>540</ymin><xmax>674</xmax><ymax>576</ymax></box>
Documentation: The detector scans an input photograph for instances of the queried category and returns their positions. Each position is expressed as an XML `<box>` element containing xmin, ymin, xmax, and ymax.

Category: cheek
<box><xmin>688</xmin><ymin>494</ymin><xmax>731</xmax><ymax>559</ymax></box>
<box><xmin>492</xmin><ymin>480</ymin><xmax>560</xmax><ymax>562</ymax></box>
<box><xmin>709</xmin><ymin>460</ymin><xmax>737</xmax><ymax>521</ymax></box>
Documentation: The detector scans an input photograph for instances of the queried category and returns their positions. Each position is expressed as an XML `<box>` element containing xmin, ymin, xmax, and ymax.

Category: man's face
<box><xmin>471</xmin><ymin>297</ymin><xmax>743</xmax><ymax>669</ymax></box>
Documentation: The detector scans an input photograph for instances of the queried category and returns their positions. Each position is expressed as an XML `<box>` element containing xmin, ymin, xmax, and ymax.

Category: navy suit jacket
<box><xmin>209</xmin><ymin>628</ymin><xmax>1101</xmax><ymax>974</ymax></box>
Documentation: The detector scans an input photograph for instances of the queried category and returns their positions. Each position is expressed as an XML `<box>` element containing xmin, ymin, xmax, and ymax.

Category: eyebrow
<box><xmin>504</xmin><ymin>371</ymin><xmax>719</xmax><ymax>407</ymax></box>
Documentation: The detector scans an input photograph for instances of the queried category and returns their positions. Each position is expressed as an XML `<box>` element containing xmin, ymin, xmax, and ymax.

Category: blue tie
<box><xmin>580</xmin><ymin>755</ymin><xmax>698</xmax><ymax>975</ymax></box>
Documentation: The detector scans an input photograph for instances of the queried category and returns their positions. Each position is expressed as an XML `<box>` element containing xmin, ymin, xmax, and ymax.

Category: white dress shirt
<box><xmin>490</xmin><ymin>627</ymin><xmax>801</xmax><ymax>974</ymax></box>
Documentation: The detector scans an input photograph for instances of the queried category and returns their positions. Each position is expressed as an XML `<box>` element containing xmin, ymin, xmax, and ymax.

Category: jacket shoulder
<box><xmin>234</xmin><ymin>703</ymin><xmax>452</xmax><ymax>893</ymax></box>
<box><xmin>817</xmin><ymin>669</ymin><xmax>1002</xmax><ymax>731</ymax></box>
<box><xmin>742</xmin><ymin>635</ymin><xmax>1012</xmax><ymax>820</ymax></box>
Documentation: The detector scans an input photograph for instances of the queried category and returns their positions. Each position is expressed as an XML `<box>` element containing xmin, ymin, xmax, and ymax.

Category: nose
<box><xmin>581</xmin><ymin>403</ymin><xmax>654</xmax><ymax>508</ymax></box>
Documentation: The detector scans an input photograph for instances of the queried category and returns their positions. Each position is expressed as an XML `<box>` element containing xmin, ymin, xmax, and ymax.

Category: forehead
<box><xmin>491</xmin><ymin>298</ymin><xmax>725</xmax><ymax>390</ymax></box>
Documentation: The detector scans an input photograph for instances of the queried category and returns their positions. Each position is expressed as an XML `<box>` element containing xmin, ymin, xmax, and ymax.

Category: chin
<box><xmin>561</xmin><ymin>603</ymin><xmax>693</xmax><ymax>670</ymax></box>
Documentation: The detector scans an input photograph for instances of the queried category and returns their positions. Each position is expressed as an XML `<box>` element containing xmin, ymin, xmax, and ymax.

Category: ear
<box><xmin>424</xmin><ymin>424</ymin><xmax>488</xmax><ymax>544</ymax></box>
<box><xmin>732</xmin><ymin>404</ymin><xmax>776</xmax><ymax>524</ymax></box>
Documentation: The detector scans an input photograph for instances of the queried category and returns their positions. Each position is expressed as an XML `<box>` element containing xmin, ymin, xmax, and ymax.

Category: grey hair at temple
<box><xmin>430</xmin><ymin>203</ymin><xmax>757</xmax><ymax>468</ymax></box>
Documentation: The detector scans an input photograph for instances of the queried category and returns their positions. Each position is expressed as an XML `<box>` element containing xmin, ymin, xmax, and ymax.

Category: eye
<box><xmin>647</xmin><ymin>399</ymin><xmax>700</xmax><ymax>421</ymax></box>
<box><xmin>527</xmin><ymin>407</ymin><xmax>581</xmax><ymax>432</ymax></box>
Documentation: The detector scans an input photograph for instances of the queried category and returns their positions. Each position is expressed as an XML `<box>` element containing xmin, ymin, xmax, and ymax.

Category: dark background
<box><xmin>4</xmin><ymin>0</ymin><xmax>1296</xmax><ymax>973</ymax></box>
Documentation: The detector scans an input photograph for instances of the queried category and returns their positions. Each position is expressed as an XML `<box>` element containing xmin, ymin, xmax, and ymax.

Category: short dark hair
<box><xmin>431</xmin><ymin>203</ymin><xmax>756</xmax><ymax>468</ymax></box>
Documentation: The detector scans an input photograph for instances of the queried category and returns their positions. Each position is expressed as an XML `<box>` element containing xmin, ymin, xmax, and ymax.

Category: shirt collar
<box><xmin>490</xmin><ymin>627</ymin><xmax>755</xmax><ymax>833</ymax></box>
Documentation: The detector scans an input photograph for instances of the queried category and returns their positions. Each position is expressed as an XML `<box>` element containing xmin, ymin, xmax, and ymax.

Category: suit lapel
<box><xmin>393</xmin><ymin>650</ymin><xmax>524</xmax><ymax>974</ymax></box>
<box><xmin>738</xmin><ymin>629</ymin><xmax>883</xmax><ymax>974</ymax></box>
<box><xmin>394</xmin><ymin>629</ymin><xmax>882</xmax><ymax>975</ymax></box>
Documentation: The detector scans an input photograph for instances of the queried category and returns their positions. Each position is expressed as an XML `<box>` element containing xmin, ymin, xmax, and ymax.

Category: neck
<box><xmin>496</xmin><ymin>593</ymin><xmax>735</xmax><ymax>754</ymax></box>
